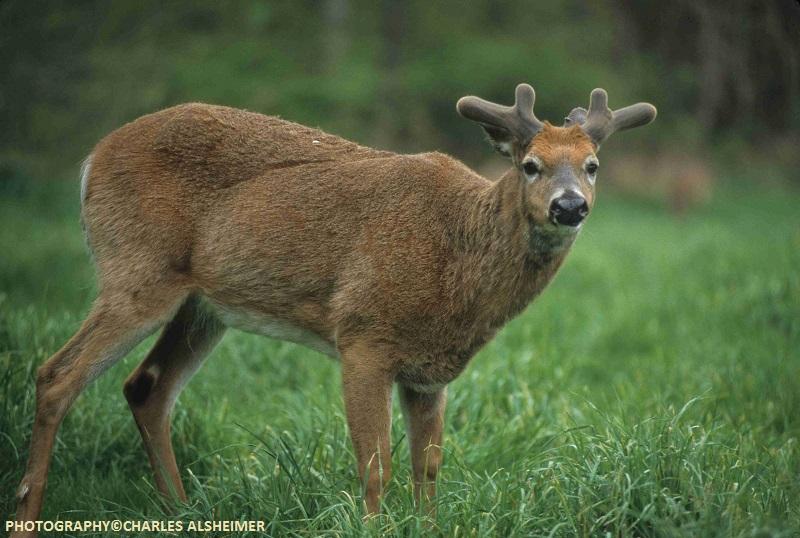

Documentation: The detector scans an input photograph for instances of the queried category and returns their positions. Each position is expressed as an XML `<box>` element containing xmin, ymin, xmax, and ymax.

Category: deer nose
<box><xmin>549</xmin><ymin>194</ymin><xmax>589</xmax><ymax>226</ymax></box>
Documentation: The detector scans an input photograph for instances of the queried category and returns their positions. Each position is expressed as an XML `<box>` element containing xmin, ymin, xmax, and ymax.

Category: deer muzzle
<box><xmin>549</xmin><ymin>192</ymin><xmax>589</xmax><ymax>227</ymax></box>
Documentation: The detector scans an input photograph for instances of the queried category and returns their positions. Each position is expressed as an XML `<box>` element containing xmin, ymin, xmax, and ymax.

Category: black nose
<box><xmin>549</xmin><ymin>194</ymin><xmax>589</xmax><ymax>226</ymax></box>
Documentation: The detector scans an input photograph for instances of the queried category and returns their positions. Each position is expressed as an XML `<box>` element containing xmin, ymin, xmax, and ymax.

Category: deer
<box><xmin>11</xmin><ymin>83</ymin><xmax>655</xmax><ymax>535</ymax></box>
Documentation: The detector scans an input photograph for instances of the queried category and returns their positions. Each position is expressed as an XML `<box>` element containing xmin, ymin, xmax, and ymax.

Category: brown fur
<box><xmin>528</xmin><ymin>123</ymin><xmax>596</xmax><ymax>168</ymax></box>
<box><xmin>12</xmin><ymin>98</ymin><xmax>624</xmax><ymax>533</ymax></box>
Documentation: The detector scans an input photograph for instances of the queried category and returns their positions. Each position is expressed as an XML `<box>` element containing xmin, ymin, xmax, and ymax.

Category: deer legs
<box><xmin>16</xmin><ymin>295</ymin><xmax>448</xmax><ymax>527</ymax></box>
<box><xmin>13</xmin><ymin>287</ymin><xmax>186</xmax><ymax>536</ymax></box>
<box><xmin>123</xmin><ymin>297</ymin><xmax>225</xmax><ymax>502</ymax></box>
<box><xmin>340</xmin><ymin>341</ymin><xmax>448</xmax><ymax>515</ymax></box>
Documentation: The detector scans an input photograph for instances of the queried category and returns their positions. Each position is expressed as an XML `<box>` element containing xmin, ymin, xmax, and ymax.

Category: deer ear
<box><xmin>479</xmin><ymin>125</ymin><xmax>514</xmax><ymax>157</ymax></box>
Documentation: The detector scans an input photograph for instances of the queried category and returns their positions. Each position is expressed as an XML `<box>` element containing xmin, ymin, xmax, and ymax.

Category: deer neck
<box><xmin>450</xmin><ymin>167</ymin><xmax>576</xmax><ymax>327</ymax></box>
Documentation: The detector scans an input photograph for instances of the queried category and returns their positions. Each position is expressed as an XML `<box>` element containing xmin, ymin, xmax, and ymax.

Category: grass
<box><xmin>1</xmin><ymin>177</ymin><xmax>798</xmax><ymax>537</ymax></box>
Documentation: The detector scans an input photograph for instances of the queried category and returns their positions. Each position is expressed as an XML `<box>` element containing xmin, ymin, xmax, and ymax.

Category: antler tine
<box><xmin>580</xmin><ymin>88</ymin><xmax>657</xmax><ymax>146</ymax></box>
<box><xmin>512</xmin><ymin>83</ymin><xmax>540</xmax><ymax>128</ymax></box>
<box><xmin>456</xmin><ymin>83</ymin><xmax>544</xmax><ymax>145</ymax></box>
<box><xmin>582</xmin><ymin>88</ymin><xmax>613</xmax><ymax>143</ymax></box>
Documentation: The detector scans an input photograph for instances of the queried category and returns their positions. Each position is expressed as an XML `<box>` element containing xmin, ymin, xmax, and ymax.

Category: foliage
<box><xmin>1</xmin><ymin>1</ymin><xmax>798</xmax><ymax>179</ymax></box>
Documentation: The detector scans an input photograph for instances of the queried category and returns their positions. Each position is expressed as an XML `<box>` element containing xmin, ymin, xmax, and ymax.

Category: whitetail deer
<box><xmin>11</xmin><ymin>83</ymin><xmax>655</xmax><ymax>534</ymax></box>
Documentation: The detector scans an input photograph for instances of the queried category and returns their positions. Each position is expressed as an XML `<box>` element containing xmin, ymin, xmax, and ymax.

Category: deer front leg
<box><xmin>399</xmin><ymin>384</ymin><xmax>446</xmax><ymax>510</ymax></box>
<box><xmin>339</xmin><ymin>341</ymin><xmax>394</xmax><ymax>515</ymax></box>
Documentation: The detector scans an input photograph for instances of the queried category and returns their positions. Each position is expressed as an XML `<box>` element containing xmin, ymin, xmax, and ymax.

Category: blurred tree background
<box><xmin>0</xmin><ymin>0</ymin><xmax>798</xmax><ymax>192</ymax></box>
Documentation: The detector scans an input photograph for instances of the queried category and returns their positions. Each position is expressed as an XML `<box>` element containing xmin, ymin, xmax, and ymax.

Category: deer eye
<box><xmin>522</xmin><ymin>160</ymin><xmax>540</xmax><ymax>177</ymax></box>
<box><xmin>586</xmin><ymin>162</ymin><xmax>599</xmax><ymax>175</ymax></box>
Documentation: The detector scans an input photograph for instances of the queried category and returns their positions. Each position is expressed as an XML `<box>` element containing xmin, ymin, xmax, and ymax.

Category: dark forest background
<box><xmin>1</xmin><ymin>0</ymin><xmax>798</xmax><ymax>199</ymax></box>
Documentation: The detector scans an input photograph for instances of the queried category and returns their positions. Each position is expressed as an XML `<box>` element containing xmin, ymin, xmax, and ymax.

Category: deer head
<box><xmin>457</xmin><ymin>84</ymin><xmax>656</xmax><ymax>231</ymax></box>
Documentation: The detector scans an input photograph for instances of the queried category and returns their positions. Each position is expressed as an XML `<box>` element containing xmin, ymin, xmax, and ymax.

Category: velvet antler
<box><xmin>565</xmin><ymin>88</ymin><xmax>657</xmax><ymax>147</ymax></box>
<box><xmin>457</xmin><ymin>84</ymin><xmax>544</xmax><ymax>154</ymax></box>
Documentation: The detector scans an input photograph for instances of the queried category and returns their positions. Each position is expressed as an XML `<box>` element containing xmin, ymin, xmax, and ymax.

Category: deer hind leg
<box><xmin>123</xmin><ymin>296</ymin><xmax>225</xmax><ymax>502</ymax></box>
<box><xmin>13</xmin><ymin>285</ymin><xmax>187</xmax><ymax>534</ymax></box>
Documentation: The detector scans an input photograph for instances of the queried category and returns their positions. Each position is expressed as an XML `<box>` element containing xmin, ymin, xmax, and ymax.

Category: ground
<box><xmin>1</xmin><ymin>178</ymin><xmax>798</xmax><ymax>537</ymax></box>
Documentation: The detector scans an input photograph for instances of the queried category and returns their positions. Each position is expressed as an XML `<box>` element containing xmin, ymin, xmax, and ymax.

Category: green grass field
<box><xmin>1</xmin><ymin>179</ymin><xmax>798</xmax><ymax>537</ymax></box>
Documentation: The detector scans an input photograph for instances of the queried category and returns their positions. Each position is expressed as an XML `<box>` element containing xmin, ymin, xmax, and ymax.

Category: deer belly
<box><xmin>205</xmin><ymin>301</ymin><xmax>339</xmax><ymax>358</ymax></box>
